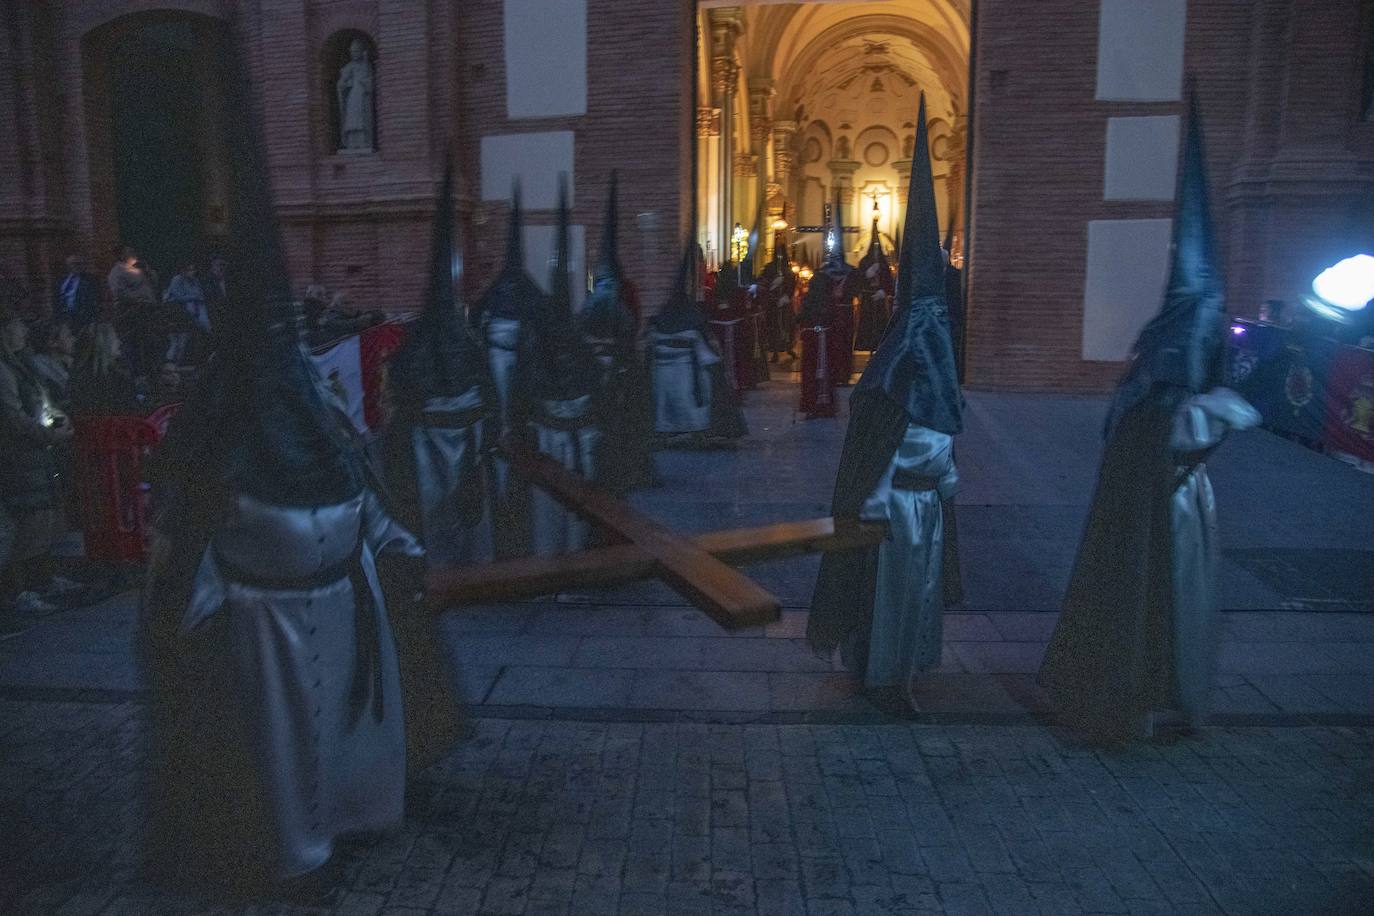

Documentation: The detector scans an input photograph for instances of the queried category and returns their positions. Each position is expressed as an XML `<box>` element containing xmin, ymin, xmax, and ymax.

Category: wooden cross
<box><xmin>425</xmin><ymin>445</ymin><xmax>887</xmax><ymax>631</ymax></box>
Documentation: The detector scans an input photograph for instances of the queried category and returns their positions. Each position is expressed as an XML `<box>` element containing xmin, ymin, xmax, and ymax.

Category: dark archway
<box><xmin>81</xmin><ymin>12</ymin><xmax>231</xmax><ymax>285</ymax></box>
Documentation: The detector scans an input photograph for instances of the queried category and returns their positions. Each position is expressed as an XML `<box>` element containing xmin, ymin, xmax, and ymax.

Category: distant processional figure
<box><xmin>337</xmin><ymin>38</ymin><xmax>375</xmax><ymax>151</ymax></box>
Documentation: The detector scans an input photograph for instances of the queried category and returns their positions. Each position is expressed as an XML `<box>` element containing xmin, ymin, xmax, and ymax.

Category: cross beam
<box><xmin>426</xmin><ymin>516</ymin><xmax>887</xmax><ymax>626</ymax></box>
<box><xmin>424</xmin><ymin>445</ymin><xmax>886</xmax><ymax>630</ymax></box>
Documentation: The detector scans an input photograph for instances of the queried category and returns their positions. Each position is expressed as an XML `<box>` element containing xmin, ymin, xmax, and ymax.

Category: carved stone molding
<box><xmin>697</xmin><ymin>106</ymin><xmax>721</xmax><ymax>138</ymax></box>
<box><xmin>734</xmin><ymin>153</ymin><xmax>758</xmax><ymax>178</ymax></box>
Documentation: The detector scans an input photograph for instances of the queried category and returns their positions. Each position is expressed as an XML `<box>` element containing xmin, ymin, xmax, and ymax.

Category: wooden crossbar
<box><xmin>425</xmin><ymin>516</ymin><xmax>887</xmax><ymax>628</ymax></box>
<box><xmin>501</xmin><ymin>445</ymin><xmax>784</xmax><ymax>628</ymax></box>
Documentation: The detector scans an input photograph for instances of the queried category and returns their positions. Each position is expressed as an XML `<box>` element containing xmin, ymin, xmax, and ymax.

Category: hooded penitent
<box><xmin>527</xmin><ymin>176</ymin><xmax>604</xmax><ymax>554</ymax></box>
<box><xmin>649</xmin><ymin>238</ymin><xmax>747</xmax><ymax>439</ymax></box>
<box><xmin>530</xmin><ymin>175</ymin><xmax>599</xmax><ymax>403</ymax></box>
<box><xmin>384</xmin><ymin>155</ymin><xmax>493</xmax><ymax>562</ymax></box>
<box><xmin>852</xmin><ymin>93</ymin><xmax>962</xmax><ymax>437</ymax></box>
<box><xmin>581</xmin><ymin>171</ymin><xmax>654</xmax><ymax>492</ymax></box>
<box><xmin>761</xmin><ymin>234</ymin><xmax>797</xmax><ymax>355</ymax></box>
<box><xmin>473</xmin><ymin>182</ymin><xmax>545</xmax><ymax>326</ymax></box>
<box><xmin>1102</xmin><ymin>88</ymin><xmax>1227</xmax><ymax>440</ymax></box>
<box><xmin>1039</xmin><ymin>88</ymin><xmax>1257</xmax><ymax>741</ymax></box>
<box><xmin>807</xmin><ymin>93</ymin><xmax>962</xmax><ymax>692</ymax></box>
<box><xmin>581</xmin><ymin>171</ymin><xmax>637</xmax><ymax>352</ymax></box>
<box><xmin>653</xmin><ymin>242</ymin><xmax>710</xmax><ymax>335</ymax></box>
<box><xmin>389</xmin><ymin>158</ymin><xmax>489</xmax><ymax>403</ymax></box>
<box><xmin>854</xmin><ymin>210</ymin><xmax>895</xmax><ymax>351</ymax></box>
<box><xmin>143</xmin><ymin>36</ymin><xmax>412</xmax><ymax>888</ymax></box>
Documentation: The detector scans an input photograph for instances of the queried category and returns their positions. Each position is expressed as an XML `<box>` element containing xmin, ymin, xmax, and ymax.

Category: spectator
<box><xmin>69</xmin><ymin>322</ymin><xmax>141</xmax><ymax>417</ymax></box>
<box><xmin>162</xmin><ymin>261</ymin><xmax>210</xmax><ymax>364</ymax></box>
<box><xmin>28</xmin><ymin>320</ymin><xmax>75</xmax><ymax>409</ymax></box>
<box><xmin>107</xmin><ymin>245</ymin><xmax>162</xmax><ymax>380</ymax></box>
<box><xmin>0</xmin><ymin>307</ymin><xmax>77</xmax><ymax>617</ymax></box>
<box><xmin>52</xmin><ymin>254</ymin><xmax>102</xmax><ymax>331</ymax></box>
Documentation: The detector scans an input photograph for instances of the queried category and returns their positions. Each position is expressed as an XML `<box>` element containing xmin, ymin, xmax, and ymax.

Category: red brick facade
<box><xmin>2</xmin><ymin>1</ymin><xmax>1370</xmax><ymax>391</ymax></box>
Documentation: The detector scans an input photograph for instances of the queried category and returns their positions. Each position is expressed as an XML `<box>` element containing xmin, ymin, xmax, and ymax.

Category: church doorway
<box><xmin>80</xmin><ymin>12</ymin><xmax>232</xmax><ymax>283</ymax></box>
<box><xmin>694</xmin><ymin>0</ymin><xmax>972</xmax><ymax>369</ymax></box>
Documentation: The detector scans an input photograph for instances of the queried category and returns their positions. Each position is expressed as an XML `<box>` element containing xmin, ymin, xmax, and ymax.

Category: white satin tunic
<box><xmin>183</xmin><ymin>490</ymin><xmax>419</xmax><ymax>879</ymax></box>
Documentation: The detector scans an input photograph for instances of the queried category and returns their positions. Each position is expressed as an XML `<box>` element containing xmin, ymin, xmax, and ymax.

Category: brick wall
<box><xmin>2</xmin><ymin>0</ymin><xmax>1369</xmax><ymax>391</ymax></box>
<box><xmin>965</xmin><ymin>0</ymin><xmax>1374</xmax><ymax>391</ymax></box>
<box><xmin>453</xmin><ymin>0</ymin><xmax>692</xmax><ymax>314</ymax></box>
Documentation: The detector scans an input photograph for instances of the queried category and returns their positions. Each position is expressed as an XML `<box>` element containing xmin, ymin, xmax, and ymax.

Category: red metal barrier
<box><xmin>72</xmin><ymin>406</ymin><xmax>180</xmax><ymax>564</ymax></box>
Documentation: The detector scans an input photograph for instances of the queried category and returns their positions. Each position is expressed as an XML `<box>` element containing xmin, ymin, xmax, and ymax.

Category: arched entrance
<box><xmin>694</xmin><ymin>0</ymin><xmax>973</xmax><ymax>373</ymax></box>
<box><xmin>80</xmin><ymin>11</ymin><xmax>232</xmax><ymax>283</ymax></box>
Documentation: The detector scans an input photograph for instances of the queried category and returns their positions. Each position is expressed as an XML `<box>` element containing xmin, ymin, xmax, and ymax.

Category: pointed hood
<box><xmin>1104</xmin><ymin>87</ymin><xmax>1227</xmax><ymax>436</ymax></box>
<box><xmin>582</xmin><ymin>171</ymin><xmax>635</xmax><ymax>343</ymax></box>
<box><xmin>740</xmin><ymin>200</ymin><xmax>766</xmax><ymax>284</ymax></box>
<box><xmin>652</xmin><ymin>240</ymin><xmax>709</xmax><ymax>334</ymax></box>
<box><xmin>160</xmin><ymin>37</ymin><xmax>362</xmax><ymax>506</ymax></box>
<box><xmin>859</xmin><ymin>208</ymin><xmax>889</xmax><ymax>272</ymax></box>
<box><xmin>389</xmin><ymin>155</ymin><xmax>489</xmax><ymax>401</ymax></box>
<box><xmin>593</xmin><ymin>170</ymin><xmax>622</xmax><ymax>285</ymax></box>
<box><xmin>474</xmin><ymin>180</ymin><xmax>546</xmax><ymax>323</ymax></box>
<box><xmin>822</xmin><ymin>187</ymin><xmax>851</xmax><ymax>280</ymax></box>
<box><xmin>852</xmin><ymin>93</ymin><xmax>962</xmax><ymax>435</ymax></box>
<box><xmin>531</xmin><ymin>175</ymin><xmax>597</xmax><ymax>400</ymax></box>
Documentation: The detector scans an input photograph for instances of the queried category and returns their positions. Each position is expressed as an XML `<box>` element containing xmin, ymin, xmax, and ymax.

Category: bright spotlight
<box><xmin>1303</xmin><ymin>254</ymin><xmax>1374</xmax><ymax>324</ymax></box>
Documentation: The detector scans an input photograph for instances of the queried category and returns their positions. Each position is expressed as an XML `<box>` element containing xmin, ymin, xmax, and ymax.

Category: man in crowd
<box><xmin>53</xmin><ymin>254</ymin><xmax>102</xmax><ymax>332</ymax></box>
<box><xmin>108</xmin><ymin>245</ymin><xmax>160</xmax><ymax>379</ymax></box>
<box><xmin>162</xmin><ymin>260</ymin><xmax>211</xmax><ymax>364</ymax></box>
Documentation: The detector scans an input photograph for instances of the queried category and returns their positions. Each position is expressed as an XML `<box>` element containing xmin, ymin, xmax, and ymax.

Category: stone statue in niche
<box><xmin>902</xmin><ymin>134</ymin><xmax>915</xmax><ymax>159</ymax></box>
<box><xmin>835</xmin><ymin>135</ymin><xmax>851</xmax><ymax>160</ymax></box>
<box><xmin>337</xmin><ymin>38</ymin><xmax>375</xmax><ymax>151</ymax></box>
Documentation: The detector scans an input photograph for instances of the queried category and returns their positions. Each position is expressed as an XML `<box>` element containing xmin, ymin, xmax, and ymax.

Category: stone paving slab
<box><xmin>2</xmin><ymin>701</ymin><xmax>1371</xmax><ymax>915</ymax></box>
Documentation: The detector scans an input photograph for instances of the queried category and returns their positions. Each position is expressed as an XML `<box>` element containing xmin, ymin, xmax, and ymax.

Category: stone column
<box><xmin>697</xmin><ymin>105</ymin><xmax>721</xmax><ymax>265</ymax></box>
<box><xmin>746</xmin><ymin>77</ymin><xmax>774</xmax><ymax>242</ymax></box>
<box><xmin>769</xmin><ymin>119</ymin><xmax>797</xmax><ymax>259</ymax></box>
<box><xmin>944</xmin><ymin>115</ymin><xmax>968</xmax><ymax>261</ymax></box>
<box><xmin>709</xmin><ymin>9</ymin><xmax>743</xmax><ymax>269</ymax></box>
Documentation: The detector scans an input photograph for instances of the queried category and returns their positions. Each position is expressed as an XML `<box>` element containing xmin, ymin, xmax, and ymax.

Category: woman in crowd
<box><xmin>29</xmin><ymin>319</ymin><xmax>76</xmax><ymax>410</ymax></box>
<box><xmin>0</xmin><ymin>307</ymin><xmax>76</xmax><ymax>618</ymax></box>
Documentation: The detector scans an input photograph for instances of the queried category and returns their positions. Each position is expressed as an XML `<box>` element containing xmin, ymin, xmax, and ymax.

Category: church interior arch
<box><xmin>695</xmin><ymin>0</ymin><xmax>971</xmax><ymax>272</ymax></box>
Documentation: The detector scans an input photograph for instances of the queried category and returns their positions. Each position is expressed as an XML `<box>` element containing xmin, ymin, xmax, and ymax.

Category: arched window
<box><xmin>323</xmin><ymin>30</ymin><xmax>377</xmax><ymax>153</ymax></box>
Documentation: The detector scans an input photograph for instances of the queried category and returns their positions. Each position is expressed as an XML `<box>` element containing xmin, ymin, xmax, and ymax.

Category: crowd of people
<box><xmin>0</xmin><ymin>241</ymin><xmax>390</xmax><ymax>630</ymax></box>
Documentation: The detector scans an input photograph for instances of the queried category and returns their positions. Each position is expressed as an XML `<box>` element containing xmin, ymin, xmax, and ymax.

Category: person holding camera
<box><xmin>0</xmin><ymin>307</ymin><xmax>76</xmax><ymax>619</ymax></box>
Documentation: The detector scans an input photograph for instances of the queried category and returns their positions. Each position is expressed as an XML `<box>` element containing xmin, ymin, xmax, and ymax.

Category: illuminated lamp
<box><xmin>1302</xmin><ymin>254</ymin><xmax>1374</xmax><ymax>324</ymax></box>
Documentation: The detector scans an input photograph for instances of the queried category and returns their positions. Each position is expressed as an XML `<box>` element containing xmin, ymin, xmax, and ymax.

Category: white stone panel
<box><xmin>1096</xmin><ymin>0</ymin><xmax>1187</xmax><ymax>102</ymax></box>
<box><xmin>1083</xmin><ymin>219</ymin><xmax>1173</xmax><ymax>361</ymax></box>
<box><xmin>522</xmin><ymin>224</ymin><xmax>587</xmax><ymax>311</ymax></box>
<box><xmin>504</xmin><ymin>0</ymin><xmax>587</xmax><ymax>119</ymax></box>
<box><xmin>1104</xmin><ymin>116</ymin><xmax>1181</xmax><ymax>201</ymax></box>
<box><xmin>480</xmin><ymin>132</ymin><xmax>575</xmax><ymax>210</ymax></box>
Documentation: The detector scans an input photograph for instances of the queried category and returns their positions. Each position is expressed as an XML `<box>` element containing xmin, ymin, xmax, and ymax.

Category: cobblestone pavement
<box><xmin>3</xmin><ymin>385</ymin><xmax>1372</xmax><ymax>913</ymax></box>
<box><xmin>2</xmin><ymin>698</ymin><xmax>1371</xmax><ymax>915</ymax></box>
